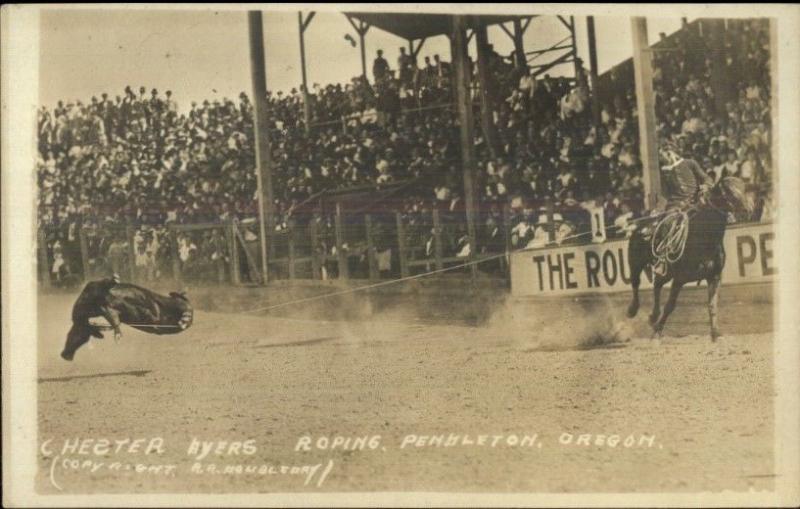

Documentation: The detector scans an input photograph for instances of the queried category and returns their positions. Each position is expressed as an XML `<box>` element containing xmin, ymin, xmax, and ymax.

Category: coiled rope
<box><xmin>650</xmin><ymin>210</ymin><xmax>690</xmax><ymax>265</ymax></box>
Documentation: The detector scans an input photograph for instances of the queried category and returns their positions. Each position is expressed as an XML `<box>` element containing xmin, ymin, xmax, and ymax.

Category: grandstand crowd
<box><xmin>37</xmin><ymin>18</ymin><xmax>775</xmax><ymax>284</ymax></box>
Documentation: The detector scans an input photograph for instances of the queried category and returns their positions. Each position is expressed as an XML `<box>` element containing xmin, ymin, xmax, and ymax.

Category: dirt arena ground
<box><xmin>36</xmin><ymin>282</ymin><xmax>775</xmax><ymax>494</ymax></box>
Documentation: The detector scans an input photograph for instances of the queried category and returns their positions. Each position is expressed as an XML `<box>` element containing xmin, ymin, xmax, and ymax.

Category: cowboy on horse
<box><xmin>651</xmin><ymin>140</ymin><xmax>715</xmax><ymax>276</ymax></box>
<box><xmin>626</xmin><ymin>138</ymin><xmax>752</xmax><ymax>341</ymax></box>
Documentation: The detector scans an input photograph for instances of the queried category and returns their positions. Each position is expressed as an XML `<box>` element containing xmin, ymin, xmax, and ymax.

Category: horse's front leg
<box><xmin>627</xmin><ymin>267</ymin><xmax>642</xmax><ymax>318</ymax></box>
<box><xmin>653</xmin><ymin>281</ymin><xmax>684</xmax><ymax>337</ymax></box>
<box><xmin>649</xmin><ymin>276</ymin><xmax>665</xmax><ymax>325</ymax></box>
<box><xmin>627</xmin><ymin>235</ymin><xmax>648</xmax><ymax>318</ymax></box>
<box><xmin>707</xmin><ymin>276</ymin><xmax>722</xmax><ymax>341</ymax></box>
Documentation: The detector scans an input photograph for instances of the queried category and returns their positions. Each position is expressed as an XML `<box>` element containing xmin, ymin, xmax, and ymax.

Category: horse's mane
<box><xmin>711</xmin><ymin>176</ymin><xmax>753</xmax><ymax>219</ymax></box>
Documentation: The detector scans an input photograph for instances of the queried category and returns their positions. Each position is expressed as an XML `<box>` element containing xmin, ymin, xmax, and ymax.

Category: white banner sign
<box><xmin>510</xmin><ymin>223</ymin><xmax>775</xmax><ymax>297</ymax></box>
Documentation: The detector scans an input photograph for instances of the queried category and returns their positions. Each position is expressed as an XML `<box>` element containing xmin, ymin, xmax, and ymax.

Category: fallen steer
<box><xmin>61</xmin><ymin>277</ymin><xmax>193</xmax><ymax>361</ymax></box>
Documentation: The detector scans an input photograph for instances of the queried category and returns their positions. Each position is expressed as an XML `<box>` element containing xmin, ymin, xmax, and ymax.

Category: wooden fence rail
<box><xmin>37</xmin><ymin>206</ymin><xmax>515</xmax><ymax>288</ymax></box>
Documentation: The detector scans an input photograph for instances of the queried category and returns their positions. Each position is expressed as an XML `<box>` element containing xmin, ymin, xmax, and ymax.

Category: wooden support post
<box><xmin>78</xmin><ymin>228</ymin><xmax>91</xmax><ymax>280</ymax></box>
<box><xmin>631</xmin><ymin>17</ymin><xmax>661</xmax><ymax>210</ymax></box>
<box><xmin>126</xmin><ymin>224</ymin><xmax>137</xmax><ymax>282</ymax></box>
<box><xmin>708</xmin><ymin>19</ymin><xmax>729</xmax><ymax>116</ymax></box>
<box><xmin>298</xmin><ymin>12</ymin><xmax>311</xmax><ymax>134</ymax></box>
<box><xmin>569</xmin><ymin>16</ymin><xmax>580</xmax><ymax>78</ymax></box>
<box><xmin>502</xmin><ymin>202</ymin><xmax>512</xmax><ymax>274</ymax></box>
<box><xmin>451</xmin><ymin>15</ymin><xmax>480</xmax><ymax>279</ymax></box>
<box><xmin>334</xmin><ymin>203</ymin><xmax>349</xmax><ymax>280</ymax></box>
<box><xmin>512</xmin><ymin>18</ymin><xmax>526</xmax><ymax>69</ymax></box>
<box><xmin>248</xmin><ymin>10</ymin><xmax>275</xmax><ymax>284</ymax></box>
<box><xmin>213</xmin><ymin>228</ymin><xmax>226</xmax><ymax>283</ymax></box>
<box><xmin>770</xmin><ymin>18</ymin><xmax>778</xmax><ymax>189</ymax></box>
<box><xmin>232</xmin><ymin>222</ymin><xmax>263</xmax><ymax>284</ymax></box>
<box><xmin>545</xmin><ymin>197</ymin><xmax>556</xmax><ymax>244</ymax></box>
<box><xmin>172</xmin><ymin>229</ymin><xmax>182</xmax><ymax>284</ymax></box>
<box><xmin>475</xmin><ymin>25</ymin><xmax>496</xmax><ymax>158</ymax></box>
<box><xmin>586</xmin><ymin>16</ymin><xmax>602</xmax><ymax>129</ymax></box>
<box><xmin>38</xmin><ymin>229</ymin><xmax>51</xmax><ymax>290</ymax></box>
<box><xmin>359</xmin><ymin>22</ymin><xmax>367</xmax><ymax>80</ymax></box>
<box><xmin>395</xmin><ymin>212</ymin><xmax>409</xmax><ymax>279</ymax></box>
<box><xmin>345</xmin><ymin>15</ymin><xmax>369</xmax><ymax>80</ymax></box>
<box><xmin>309</xmin><ymin>218</ymin><xmax>321</xmax><ymax>280</ymax></box>
<box><xmin>287</xmin><ymin>219</ymin><xmax>296</xmax><ymax>280</ymax></box>
<box><xmin>432</xmin><ymin>208</ymin><xmax>444</xmax><ymax>271</ymax></box>
<box><xmin>365</xmin><ymin>214</ymin><xmax>378</xmax><ymax>280</ymax></box>
<box><xmin>227</xmin><ymin>223</ymin><xmax>240</xmax><ymax>285</ymax></box>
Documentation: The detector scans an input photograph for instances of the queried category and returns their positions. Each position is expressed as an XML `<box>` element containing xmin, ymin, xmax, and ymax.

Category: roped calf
<box><xmin>61</xmin><ymin>277</ymin><xmax>193</xmax><ymax>361</ymax></box>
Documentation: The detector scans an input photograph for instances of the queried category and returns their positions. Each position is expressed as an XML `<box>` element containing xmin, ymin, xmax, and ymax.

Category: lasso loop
<box><xmin>651</xmin><ymin>209</ymin><xmax>690</xmax><ymax>265</ymax></box>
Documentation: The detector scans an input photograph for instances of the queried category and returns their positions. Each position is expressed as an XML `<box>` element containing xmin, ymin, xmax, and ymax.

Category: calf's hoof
<box><xmin>711</xmin><ymin>329</ymin><xmax>723</xmax><ymax>342</ymax></box>
<box><xmin>60</xmin><ymin>350</ymin><xmax>74</xmax><ymax>361</ymax></box>
<box><xmin>648</xmin><ymin>313</ymin><xmax>659</xmax><ymax>326</ymax></box>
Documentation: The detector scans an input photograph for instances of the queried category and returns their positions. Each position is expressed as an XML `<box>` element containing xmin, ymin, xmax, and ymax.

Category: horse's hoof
<box><xmin>711</xmin><ymin>330</ymin><xmax>723</xmax><ymax>342</ymax></box>
<box><xmin>626</xmin><ymin>305</ymin><xmax>638</xmax><ymax>318</ymax></box>
<box><xmin>648</xmin><ymin>314</ymin><xmax>659</xmax><ymax>326</ymax></box>
<box><xmin>60</xmin><ymin>351</ymin><xmax>73</xmax><ymax>361</ymax></box>
<box><xmin>651</xmin><ymin>321</ymin><xmax>664</xmax><ymax>337</ymax></box>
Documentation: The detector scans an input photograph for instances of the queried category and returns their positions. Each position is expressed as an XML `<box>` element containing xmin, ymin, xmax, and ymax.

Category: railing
<box><xmin>37</xmin><ymin>203</ymin><xmax>543</xmax><ymax>290</ymax></box>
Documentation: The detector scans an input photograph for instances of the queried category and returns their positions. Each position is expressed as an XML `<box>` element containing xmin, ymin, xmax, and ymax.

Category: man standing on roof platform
<box><xmin>398</xmin><ymin>47</ymin><xmax>414</xmax><ymax>86</ymax></box>
<box><xmin>373</xmin><ymin>49</ymin><xmax>390</xmax><ymax>84</ymax></box>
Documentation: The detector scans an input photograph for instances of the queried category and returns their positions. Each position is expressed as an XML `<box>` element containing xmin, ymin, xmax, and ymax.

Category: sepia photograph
<box><xmin>2</xmin><ymin>3</ymin><xmax>799</xmax><ymax>507</ymax></box>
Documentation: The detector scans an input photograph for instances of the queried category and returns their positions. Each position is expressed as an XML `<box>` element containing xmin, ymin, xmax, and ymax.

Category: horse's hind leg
<box><xmin>707</xmin><ymin>276</ymin><xmax>722</xmax><ymax>341</ymax></box>
<box><xmin>653</xmin><ymin>281</ymin><xmax>684</xmax><ymax>337</ymax></box>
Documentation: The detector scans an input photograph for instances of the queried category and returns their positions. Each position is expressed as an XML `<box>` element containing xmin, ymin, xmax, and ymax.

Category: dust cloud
<box><xmin>481</xmin><ymin>293</ymin><xmax>638</xmax><ymax>352</ymax></box>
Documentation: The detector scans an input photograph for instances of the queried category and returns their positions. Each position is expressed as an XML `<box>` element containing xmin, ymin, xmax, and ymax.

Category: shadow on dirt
<box><xmin>251</xmin><ymin>336</ymin><xmax>340</xmax><ymax>349</ymax></box>
<box><xmin>525</xmin><ymin>342</ymin><xmax>630</xmax><ymax>353</ymax></box>
<box><xmin>38</xmin><ymin>370</ymin><xmax>152</xmax><ymax>383</ymax></box>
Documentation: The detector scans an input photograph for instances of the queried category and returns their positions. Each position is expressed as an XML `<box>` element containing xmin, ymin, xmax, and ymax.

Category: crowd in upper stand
<box><xmin>37</xmin><ymin>18</ymin><xmax>774</xmax><ymax>281</ymax></box>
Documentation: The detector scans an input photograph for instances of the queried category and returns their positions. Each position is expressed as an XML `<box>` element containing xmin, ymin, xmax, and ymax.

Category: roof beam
<box><xmin>411</xmin><ymin>37</ymin><xmax>427</xmax><ymax>58</ymax></box>
<box><xmin>499</xmin><ymin>15</ymin><xmax>534</xmax><ymax>42</ymax></box>
<box><xmin>345</xmin><ymin>14</ymin><xmax>370</xmax><ymax>36</ymax></box>
<box><xmin>526</xmin><ymin>43</ymin><xmax>574</xmax><ymax>57</ymax></box>
<box><xmin>299</xmin><ymin>11</ymin><xmax>315</xmax><ymax>32</ymax></box>
<box><xmin>498</xmin><ymin>22</ymin><xmax>514</xmax><ymax>40</ymax></box>
<box><xmin>521</xmin><ymin>16</ymin><xmax>533</xmax><ymax>33</ymax></box>
<box><xmin>532</xmin><ymin>50</ymin><xmax>576</xmax><ymax>77</ymax></box>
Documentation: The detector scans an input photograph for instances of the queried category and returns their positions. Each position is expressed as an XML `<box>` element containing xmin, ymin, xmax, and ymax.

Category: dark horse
<box><xmin>626</xmin><ymin>177</ymin><xmax>753</xmax><ymax>340</ymax></box>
